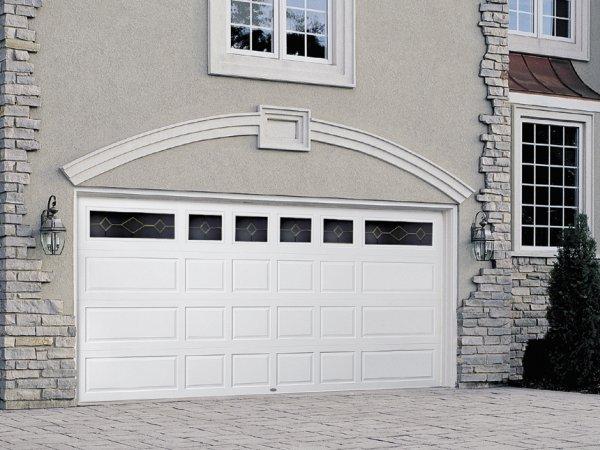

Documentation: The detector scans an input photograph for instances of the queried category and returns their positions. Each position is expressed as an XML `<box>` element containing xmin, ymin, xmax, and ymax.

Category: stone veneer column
<box><xmin>457</xmin><ymin>0</ymin><xmax>513</xmax><ymax>386</ymax></box>
<box><xmin>0</xmin><ymin>0</ymin><xmax>76</xmax><ymax>409</ymax></box>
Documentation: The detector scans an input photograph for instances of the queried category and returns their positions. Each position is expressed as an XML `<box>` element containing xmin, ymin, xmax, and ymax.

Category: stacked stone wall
<box><xmin>0</xmin><ymin>0</ymin><xmax>76</xmax><ymax>409</ymax></box>
<box><xmin>458</xmin><ymin>0</ymin><xmax>513</xmax><ymax>386</ymax></box>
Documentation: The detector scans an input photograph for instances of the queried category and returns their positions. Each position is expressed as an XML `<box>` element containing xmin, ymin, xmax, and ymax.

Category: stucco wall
<box><xmin>27</xmin><ymin>0</ymin><xmax>487</xmax><ymax>314</ymax></box>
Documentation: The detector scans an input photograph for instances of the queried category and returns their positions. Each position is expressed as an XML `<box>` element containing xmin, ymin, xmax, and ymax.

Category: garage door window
<box><xmin>323</xmin><ymin>219</ymin><xmax>353</xmax><ymax>244</ymax></box>
<box><xmin>235</xmin><ymin>216</ymin><xmax>269</xmax><ymax>242</ymax></box>
<box><xmin>365</xmin><ymin>221</ymin><xmax>433</xmax><ymax>246</ymax></box>
<box><xmin>189</xmin><ymin>215</ymin><xmax>223</xmax><ymax>241</ymax></box>
<box><xmin>89</xmin><ymin>211</ymin><xmax>175</xmax><ymax>239</ymax></box>
<box><xmin>280</xmin><ymin>217</ymin><xmax>311</xmax><ymax>242</ymax></box>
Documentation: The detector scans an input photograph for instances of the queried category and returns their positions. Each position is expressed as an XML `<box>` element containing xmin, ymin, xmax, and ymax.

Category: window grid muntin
<box><xmin>521</xmin><ymin>121</ymin><xmax>580</xmax><ymax>248</ymax></box>
<box><xmin>285</xmin><ymin>0</ymin><xmax>329</xmax><ymax>60</ymax></box>
<box><xmin>541</xmin><ymin>0</ymin><xmax>572</xmax><ymax>39</ymax></box>
<box><xmin>509</xmin><ymin>0</ymin><xmax>535</xmax><ymax>34</ymax></box>
<box><xmin>230</xmin><ymin>0</ymin><xmax>275</xmax><ymax>54</ymax></box>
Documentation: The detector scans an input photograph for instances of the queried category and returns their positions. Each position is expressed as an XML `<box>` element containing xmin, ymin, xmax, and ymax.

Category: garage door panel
<box><xmin>85</xmin><ymin>257</ymin><xmax>178</xmax><ymax>292</ymax></box>
<box><xmin>362</xmin><ymin>307</ymin><xmax>436</xmax><ymax>338</ymax></box>
<box><xmin>185</xmin><ymin>355</ymin><xmax>226</xmax><ymax>389</ymax></box>
<box><xmin>320</xmin><ymin>261</ymin><xmax>356</xmax><ymax>293</ymax></box>
<box><xmin>232</xmin><ymin>307</ymin><xmax>271</xmax><ymax>340</ymax></box>
<box><xmin>277</xmin><ymin>260</ymin><xmax>315</xmax><ymax>292</ymax></box>
<box><xmin>362</xmin><ymin>350</ymin><xmax>435</xmax><ymax>382</ymax></box>
<box><xmin>85</xmin><ymin>356</ymin><xmax>178</xmax><ymax>393</ymax></box>
<box><xmin>277</xmin><ymin>307</ymin><xmax>314</xmax><ymax>338</ymax></box>
<box><xmin>232</xmin><ymin>260</ymin><xmax>270</xmax><ymax>291</ymax></box>
<box><xmin>361</xmin><ymin>262</ymin><xmax>436</xmax><ymax>293</ymax></box>
<box><xmin>232</xmin><ymin>354</ymin><xmax>270</xmax><ymax>387</ymax></box>
<box><xmin>185</xmin><ymin>259</ymin><xmax>226</xmax><ymax>292</ymax></box>
<box><xmin>79</xmin><ymin>197</ymin><xmax>451</xmax><ymax>403</ymax></box>
<box><xmin>85</xmin><ymin>307</ymin><xmax>178</xmax><ymax>342</ymax></box>
<box><xmin>185</xmin><ymin>307</ymin><xmax>226</xmax><ymax>341</ymax></box>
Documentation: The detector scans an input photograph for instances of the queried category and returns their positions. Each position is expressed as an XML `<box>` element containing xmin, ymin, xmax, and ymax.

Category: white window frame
<box><xmin>512</xmin><ymin>105</ymin><xmax>594</xmax><ymax>257</ymax></box>
<box><xmin>209</xmin><ymin>0</ymin><xmax>355</xmax><ymax>87</ymax></box>
<box><xmin>508</xmin><ymin>0</ymin><xmax>590</xmax><ymax>61</ymax></box>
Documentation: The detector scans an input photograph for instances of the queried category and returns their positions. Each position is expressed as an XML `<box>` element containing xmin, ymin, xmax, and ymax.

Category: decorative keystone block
<box><xmin>258</xmin><ymin>105</ymin><xmax>311</xmax><ymax>152</ymax></box>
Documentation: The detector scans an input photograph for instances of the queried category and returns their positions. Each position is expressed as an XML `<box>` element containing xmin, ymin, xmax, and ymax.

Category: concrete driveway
<box><xmin>0</xmin><ymin>388</ymin><xmax>599</xmax><ymax>449</ymax></box>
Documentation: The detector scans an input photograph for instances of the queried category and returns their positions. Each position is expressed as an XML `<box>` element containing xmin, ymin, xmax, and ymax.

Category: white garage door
<box><xmin>77</xmin><ymin>195</ymin><xmax>453</xmax><ymax>403</ymax></box>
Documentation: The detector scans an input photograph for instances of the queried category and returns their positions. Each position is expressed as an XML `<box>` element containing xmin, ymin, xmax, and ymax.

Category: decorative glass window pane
<box><xmin>286</xmin><ymin>0</ymin><xmax>328</xmax><ymax>59</ymax></box>
<box><xmin>520</xmin><ymin>121</ymin><xmax>580</xmax><ymax>248</ymax></box>
<box><xmin>323</xmin><ymin>219</ymin><xmax>353</xmax><ymax>244</ymax></box>
<box><xmin>189</xmin><ymin>215</ymin><xmax>222</xmax><ymax>241</ymax></box>
<box><xmin>90</xmin><ymin>211</ymin><xmax>175</xmax><ymax>239</ymax></box>
<box><xmin>231</xmin><ymin>0</ymin><xmax>274</xmax><ymax>53</ymax></box>
<box><xmin>542</xmin><ymin>0</ymin><xmax>571</xmax><ymax>38</ymax></box>
<box><xmin>365</xmin><ymin>221</ymin><xmax>433</xmax><ymax>246</ymax></box>
<box><xmin>236</xmin><ymin>216</ymin><xmax>268</xmax><ymax>242</ymax></box>
<box><xmin>509</xmin><ymin>0</ymin><xmax>534</xmax><ymax>33</ymax></box>
<box><xmin>280</xmin><ymin>217</ymin><xmax>311</xmax><ymax>243</ymax></box>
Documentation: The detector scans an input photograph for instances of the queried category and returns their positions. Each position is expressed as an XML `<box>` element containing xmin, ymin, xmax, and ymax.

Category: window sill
<box><xmin>511</xmin><ymin>249</ymin><xmax>559</xmax><ymax>259</ymax></box>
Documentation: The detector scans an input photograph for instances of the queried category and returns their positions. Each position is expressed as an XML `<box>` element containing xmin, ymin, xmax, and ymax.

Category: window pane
<box><xmin>252</xmin><ymin>28</ymin><xmax>272</xmax><ymax>52</ymax></box>
<box><xmin>536</xmin><ymin>166</ymin><xmax>549</xmax><ymax>185</ymax></box>
<box><xmin>286</xmin><ymin>8</ymin><xmax>305</xmax><ymax>32</ymax></box>
<box><xmin>536</xmin><ymin>124</ymin><xmax>549</xmax><ymax>144</ymax></box>
<box><xmin>231</xmin><ymin>1</ymin><xmax>251</xmax><ymax>25</ymax></box>
<box><xmin>365</xmin><ymin>221</ymin><xmax>433</xmax><ymax>246</ymax></box>
<box><xmin>307</xmin><ymin>35</ymin><xmax>327</xmax><ymax>58</ymax></box>
<box><xmin>231</xmin><ymin>26</ymin><xmax>251</xmax><ymax>50</ymax></box>
<box><xmin>236</xmin><ymin>216</ymin><xmax>268</xmax><ymax>242</ymax></box>
<box><xmin>535</xmin><ymin>146</ymin><xmax>549</xmax><ymax>165</ymax></box>
<box><xmin>90</xmin><ymin>211</ymin><xmax>175</xmax><ymax>239</ymax></box>
<box><xmin>565</xmin><ymin>127</ymin><xmax>578</xmax><ymax>146</ymax></box>
<box><xmin>522</xmin><ymin>206</ymin><xmax>535</xmax><ymax>225</ymax></box>
<box><xmin>564</xmin><ymin>188</ymin><xmax>577</xmax><ymax>207</ymax></box>
<box><xmin>536</xmin><ymin>186</ymin><xmax>549</xmax><ymax>204</ymax></box>
<box><xmin>519</xmin><ymin>13</ymin><xmax>533</xmax><ymax>33</ymax></box>
<box><xmin>550</xmin><ymin>126</ymin><xmax>563</xmax><ymax>145</ymax></box>
<box><xmin>231</xmin><ymin>0</ymin><xmax>273</xmax><ymax>53</ymax></box>
<box><xmin>522</xmin><ymin>123</ymin><xmax>535</xmax><ymax>142</ymax></box>
<box><xmin>307</xmin><ymin>0</ymin><xmax>327</xmax><ymax>11</ymax></box>
<box><xmin>550</xmin><ymin>147</ymin><xmax>563</xmax><ymax>165</ymax></box>
<box><xmin>550</xmin><ymin>187</ymin><xmax>563</xmax><ymax>206</ymax></box>
<box><xmin>286</xmin><ymin>0</ymin><xmax>327</xmax><ymax>59</ymax></box>
<box><xmin>323</xmin><ymin>219</ymin><xmax>353</xmax><ymax>244</ymax></box>
<box><xmin>523</xmin><ymin>144</ymin><xmax>535</xmax><ymax>163</ymax></box>
<box><xmin>522</xmin><ymin>227</ymin><xmax>535</xmax><ymax>246</ymax></box>
<box><xmin>550</xmin><ymin>167</ymin><xmax>563</xmax><ymax>186</ymax></box>
<box><xmin>287</xmin><ymin>32</ymin><xmax>305</xmax><ymax>56</ymax></box>
<box><xmin>189</xmin><ymin>215</ymin><xmax>222</xmax><ymax>241</ymax></box>
<box><xmin>252</xmin><ymin>3</ymin><xmax>273</xmax><ymax>27</ymax></box>
<box><xmin>280</xmin><ymin>218</ymin><xmax>312</xmax><ymax>243</ymax></box>
<box><xmin>535</xmin><ymin>227</ymin><xmax>549</xmax><ymax>246</ymax></box>
<box><xmin>550</xmin><ymin>228</ymin><xmax>563</xmax><ymax>247</ymax></box>
<box><xmin>522</xmin><ymin>185</ymin><xmax>534</xmax><ymax>204</ymax></box>
<box><xmin>550</xmin><ymin>208</ymin><xmax>562</xmax><ymax>226</ymax></box>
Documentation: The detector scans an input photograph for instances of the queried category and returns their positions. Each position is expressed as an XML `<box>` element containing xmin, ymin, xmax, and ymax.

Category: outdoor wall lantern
<box><xmin>471</xmin><ymin>211</ymin><xmax>494</xmax><ymax>262</ymax></box>
<box><xmin>40</xmin><ymin>195</ymin><xmax>66</xmax><ymax>256</ymax></box>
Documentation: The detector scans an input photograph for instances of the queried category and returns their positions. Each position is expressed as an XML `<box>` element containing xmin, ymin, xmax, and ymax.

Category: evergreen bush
<box><xmin>544</xmin><ymin>214</ymin><xmax>600</xmax><ymax>391</ymax></box>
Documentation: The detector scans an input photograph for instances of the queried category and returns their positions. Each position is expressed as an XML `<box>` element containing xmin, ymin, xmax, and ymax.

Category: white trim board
<box><xmin>510</xmin><ymin>93</ymin><xmax>600</xmax><ymax>113</ymax></box>
<box><xmin>62</xmin><ymin>110</ymin><xmax>475</xmax><ymax>204</ymax></box>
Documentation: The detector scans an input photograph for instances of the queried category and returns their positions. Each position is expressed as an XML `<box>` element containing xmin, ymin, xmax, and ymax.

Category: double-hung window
<box><xmin>513</xmin><ymin>107</ymin><xmax>593</xmax><ymax>255</ymax></box>
<box><xmin>209</xmin><ymin>0</ymin><xmax>355</xmax><ymax>87</ymax></box>
<box><xmin>508</xmin><ymin>0</ymin><xmax>590</xmax><ymax>60</ymax></box>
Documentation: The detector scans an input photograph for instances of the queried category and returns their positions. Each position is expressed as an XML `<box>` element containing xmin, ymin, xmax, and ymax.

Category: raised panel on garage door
<box><xmin>77</xmin><ymin>196</ymin><xmax>450</xmax><ymax>402</ymax></box>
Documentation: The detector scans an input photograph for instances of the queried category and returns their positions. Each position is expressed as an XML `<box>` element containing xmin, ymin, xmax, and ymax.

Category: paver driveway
<box><xmin>0</xmin><ymin>388</ymin><xmax>599</xmax><ymax>449</ymax></box>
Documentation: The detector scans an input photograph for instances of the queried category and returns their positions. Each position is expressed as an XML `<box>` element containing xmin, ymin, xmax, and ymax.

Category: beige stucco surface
<box><xmin>28</xmin><ymin>0</ymin><xmax>489</xmax><ymax>313</ymax></box>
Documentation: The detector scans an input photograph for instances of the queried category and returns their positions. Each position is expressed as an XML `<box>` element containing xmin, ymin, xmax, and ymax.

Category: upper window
<box><xmin>209</xmin><ymin>0</ymin><xmax>355</xmax><ymax>87</ymax></box>
<box><xmin>513</xmin><ymin>107</ymin><xmax>593</xmax><ymax>255</ymax></box>
<box><xmin>508</xmin><ymin>0</ymin><xmax>590</xmax><ymax>60</ymax></box>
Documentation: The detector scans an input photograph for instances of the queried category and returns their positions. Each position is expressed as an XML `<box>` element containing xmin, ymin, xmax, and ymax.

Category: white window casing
<box><xmin>208</xmin><ymin>0</ymin><xmax>355</xmax><ymax>87</ymax></box>
<box><xmin>512</xmin><ymin>104</ymin><xmax>594</xmax><ymax>257</ymax></box>
<box><xmin>508</xmin><ymin>0</ymin><xmax>590</xmax><ymax>61</ymax></box>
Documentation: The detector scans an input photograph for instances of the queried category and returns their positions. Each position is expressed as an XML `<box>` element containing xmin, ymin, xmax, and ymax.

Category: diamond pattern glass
<box><xmin>365</xmin><ymin>221</ymin><xmax>433</xmax><ymax>246</ymax></box>
<box><xmin>189</xmin><ymin>215</ymin><xmax>222</xmax><ymax>241</ymax></box>
<box><xmin>323</xmin><ymin>219</ymin><xmax>353</xmax><ymax>244</ymax></box>
<box><xmin>280</xmin><ymin>217</ymin><xmax>311</xmax><ymax>243</ymax></box>
<box><xmin>90</xmin><ymin>211</ymin><xmax>175</xmax><ymax>239</ymax></box>
<box><xmin>236</xmin><ymin>216</ymin><xmax>268</xmax><ymax>242</ymax></box>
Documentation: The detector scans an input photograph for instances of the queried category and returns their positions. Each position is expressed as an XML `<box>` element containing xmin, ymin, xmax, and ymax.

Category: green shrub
<box><xmin>544</xmin><ymin>214</ymin><xmax>600</xmax><ymax>391</ymax></box>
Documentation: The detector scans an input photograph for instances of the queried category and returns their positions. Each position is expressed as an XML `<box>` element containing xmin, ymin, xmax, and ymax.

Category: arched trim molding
<box><xmin>62</xmin><ymin>108</ymin><xmax>475</xmax><ymax>203</ymax></box>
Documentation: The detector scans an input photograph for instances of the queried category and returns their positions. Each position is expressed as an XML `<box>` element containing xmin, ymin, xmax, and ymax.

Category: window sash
<box><xmin>509</xmin><ymin>0</ymin><xmax>576</xmax><ymax>43</ymax></box>
<box><xmin>514</xmin><ymin>115</ymin><xmax>588</xmax><ymax>253</ymax></box>
<box><xmin>227</xmin><ymin>0</ymin><xmax>332</xmax><ymax>64</ymax></box>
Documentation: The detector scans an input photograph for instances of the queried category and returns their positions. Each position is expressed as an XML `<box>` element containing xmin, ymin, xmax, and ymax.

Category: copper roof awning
<box><xmin>509</xmin><ymin>52</ymin><xmax>600</xmax><ymax>100</ymax></box>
